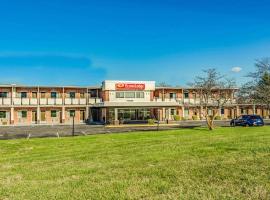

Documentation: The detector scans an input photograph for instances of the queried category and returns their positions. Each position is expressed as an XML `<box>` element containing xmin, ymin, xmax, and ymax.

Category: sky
<box><xmin>1</xmin><ymin>0</ymin><xmax>270</xmax><ymax>86</ymax></box>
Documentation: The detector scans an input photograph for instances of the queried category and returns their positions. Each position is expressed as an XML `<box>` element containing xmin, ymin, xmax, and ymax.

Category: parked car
<box><xmin>230</xmin><ymin>115</ymin><xmax>264</xmax><ymax>127</ymax></box>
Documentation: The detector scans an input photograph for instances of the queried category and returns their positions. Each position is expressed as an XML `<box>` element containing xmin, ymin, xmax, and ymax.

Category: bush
<box><xmin>173</xmin><ymin>115</ymin><xmax>181</xmax><ymax>121</ymax></box>
<box><xmin>148</xmin><ymin>119</ymin><xmax>155</xmax><ymax>125</ymax></box>
<box><xmin>182</xmin><ymin>117</ymin><xmax>188</xmax><ymax>121</ymax></box>
<box><xmin>192</xmin><ymin>115</ymin><xmax>199</xmax><ymax>120</ymax></box>
<box><xmin>214</xmin><ymin>116</ymin><xmax>222</xmax><ymax>120</ymax></box>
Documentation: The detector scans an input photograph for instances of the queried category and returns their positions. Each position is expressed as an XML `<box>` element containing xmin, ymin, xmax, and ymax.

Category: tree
<box><xmin>241</xmin><ymin>58</ymin><xmax>270</xmax><ymax>118</ymax></box>
<box><xmin>190</xmin><ymin>69</ymin><xmax>236</xmax><ymax>130</ymax></box>
<box><xmin>156</xmin><ymin>82</ymin><xmax>171</xmax><ymax>87</ymax></box>
<box><xmin>254</xmin><ymin>72</ymin><xmax>270</xmax><ymax>117</ymax></box>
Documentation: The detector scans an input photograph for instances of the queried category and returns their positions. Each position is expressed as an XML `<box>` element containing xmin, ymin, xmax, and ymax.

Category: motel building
<box><xmin>0</xmin><ymin>80</ymin><xmax>268</xmax><ymax>126</ymax></box>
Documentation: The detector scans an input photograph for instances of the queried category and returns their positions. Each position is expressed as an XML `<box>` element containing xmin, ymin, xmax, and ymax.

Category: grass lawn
<box><xmin>0</xmin><ymin>127</ymin><xmax>270</xmax><ymax>200</ymax></box>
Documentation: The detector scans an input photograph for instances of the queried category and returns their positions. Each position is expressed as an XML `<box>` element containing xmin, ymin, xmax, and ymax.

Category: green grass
<box><xmin>0</xmin><ymin>127</ymin><xmax>270</xmax><ymax>200</ymax></box>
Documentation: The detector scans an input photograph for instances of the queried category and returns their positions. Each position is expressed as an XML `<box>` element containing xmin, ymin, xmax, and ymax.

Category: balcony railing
<box><xmin>40</xmin><ymin>98</ymin><xmax>63</xmax><ymax>105</ymax></box>
<box><xmin>88</xmin><ymin>98</ymin><xmax>102</xmax><ymax>104</ymax></box>
<box><xmin>0</xmin><ymin>98</ymin><xmax>12</xmax><ymax>105</ymax></box>
<box><xmin>13</xmin><ymin>98</ymin><xmax>38</xmax><ymax>105</ymax></box>
<box><xmin>64</xmin><ymin>98</ymin><xmax>87</xmax><ymax>105</ymax></box>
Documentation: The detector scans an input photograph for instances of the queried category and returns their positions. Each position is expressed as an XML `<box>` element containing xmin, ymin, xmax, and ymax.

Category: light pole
<box><xmin>72</xmin><ymin>114</ymin><xmax>75</xmax><ymax>136</ymax></box>
<box><xmin>157</xmin><ymin>109</ymin><xmax>160</xmax><ymax>131</ymax></box>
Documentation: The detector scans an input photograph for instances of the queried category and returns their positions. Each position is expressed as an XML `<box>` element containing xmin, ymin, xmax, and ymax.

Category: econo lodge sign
<box><xmin>115</xmin><ymin>83</ymin><xmax>145</xmax><ymax>90</ymax></box>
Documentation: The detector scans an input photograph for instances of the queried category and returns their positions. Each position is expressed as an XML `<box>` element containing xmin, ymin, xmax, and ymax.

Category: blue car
<box><xmin>230</xmin><ymin>115</ymin><xmax>264</xmax><ymax>127</ymax></box>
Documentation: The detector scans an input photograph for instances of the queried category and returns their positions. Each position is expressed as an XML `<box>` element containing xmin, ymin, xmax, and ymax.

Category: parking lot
<box><xmin>0</xmin><ymin>120</ymin><xmax>269</xmax><ymax>140</ymax></box>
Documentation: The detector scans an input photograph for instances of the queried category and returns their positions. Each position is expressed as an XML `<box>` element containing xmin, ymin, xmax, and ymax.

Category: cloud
<box><xmin>231</xmin><ymin>67</ymin><xmax>242</xmax><ymax>73</ymax></box>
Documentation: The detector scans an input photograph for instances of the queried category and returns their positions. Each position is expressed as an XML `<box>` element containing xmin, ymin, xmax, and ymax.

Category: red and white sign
<box><xmin>115</xmin><ymin>83</ymin><xmax>145</xmax><ymax>90</ymax></box>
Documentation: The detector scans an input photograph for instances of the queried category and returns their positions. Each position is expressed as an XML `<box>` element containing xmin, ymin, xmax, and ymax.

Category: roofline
<box><xmin>0</xmin><ymin>84</ymin><xmax>102</xmax><ymax>89</ymax></box>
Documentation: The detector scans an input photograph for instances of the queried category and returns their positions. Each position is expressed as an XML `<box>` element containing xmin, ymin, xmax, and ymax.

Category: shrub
<box><xmin>173</xmin><ymin>115</ymin><xmax>181</xmax><ymax>121</ymax></box>
<box><xmin>148</xmin><ymin>119</ymin><xmax>155</xmax><ymax>125</ymax></box>
<box><xmin>214</xmin><ymin>116</ymin><xmax>222</xmax><ymax>120</ymax></box>
<box><xmin>192</xmin><ymin>115</ymin><xmax>199</xmax><ymax>120</ymax></box>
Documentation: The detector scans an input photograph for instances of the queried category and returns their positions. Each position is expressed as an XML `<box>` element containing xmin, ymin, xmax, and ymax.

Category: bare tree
<box><xmin>241</xmin><ymin>58</ymin><xmax>270</xmax><ymax>118</ymax></box>
<box><xmin>156</xmin><ymin>82</ymin><xmax>171</xmax><ymax>87</ymax></box>
<box><xmin>253</xmin><ymin>72</ymin><xmax>270</xmax><ymax>117</ymax></box>
<box><xmin>190</xmin><ymin>68</ymin><xmax>236</xmax><ymax>130</ymax></box>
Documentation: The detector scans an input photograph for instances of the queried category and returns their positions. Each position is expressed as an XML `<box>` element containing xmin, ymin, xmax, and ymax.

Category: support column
<box><xmin>182</xmin><ymin>106</ymin><xmax>185</xmax><ymax>118</ymax></box>
<box><xmin>10</xmin><ymin>107</ymin><xmax>14</xmax><ymax>125</ymax></box>
<box><xmin>168</xmin><ymin>108</ymin><xmax>172</xmax><ymax>120</ymax></box>
<box><xmin>253</xmin><ymin>104</ymin><xmax>256</xmax><ymax>115</ymax></box>
<box><xmin>62</xmin><ymin>106</ymin><xmax>65</xmax><ymax>123</ymax></box>
<box><xmin>199</xmin><ymin>106</ymin><xmax>203</xmax><ymax>120</ymax></box>
<box><xmin>162</xmin><ymin>108</ymin><xmax>166</xmax><ymax>121</ymax></box>
<box><xmin>37</xmin><ymin>107</ymin><xmax>40</xmax><ymax>124</ymax></box>
<box><xmin>62</xmin><ymin>87</ymin><xmax>65</xmax><ymax>124</ymax></box>
<box><xmin>86</xmin><ymin>88</ymin><xmax>89</xmax><ymax>122</ymax></box>
<box><xmin>10</xmin><ymin>86</ymin><xmax>14</xmax><ymax>125</ymax></box>
<box><xmin>37</xmin><ymin>86</ymin><xmax>40</xmax><ymax>124</ymax></box>
<box><xmin>158</xmin><ymin>108</ymin><xmax>162</xmax><ymax>121</ymax></box>
<box><xmin>114</xmin><ymin>108</ymin><xmax>119</xmax><ymax>125</ymax></box>
<box><xmin>236</xmin><ymin>105</ymin><xmax>240</xmax><ymax>117</ymax></box>
<box><xmin>86</xmin><ymin>106</ymin><xmax>89</xmax><ymax>121</ymax></box>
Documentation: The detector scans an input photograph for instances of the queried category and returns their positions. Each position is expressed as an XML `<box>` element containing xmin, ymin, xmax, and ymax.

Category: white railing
<box><xmin>40</xmin><ymin>98</ymin><xmax>63</xmax><ymax>105</ymax></box>
<box><xmin>89</xmin><ymin>98</ymin><xmax>102</xmax><ymax>104</ymax></box>
<box><xmin>13</xmin><ymin>98</ymin><xmax>22</xmax><ymax>105</ymax></box>
<box><xmin>30</xmin><ymin>98</ymin><xmax>38</xmax><ymax>105</ymax></box>
<box><xmin>183</xmin><ymin>99</ymin><xmax>189</xmax><ymax>103</ymax></box>
<box><xmin>40</xmin><ymin>98</ymin><xmax>47</xmax><ymax>105</ymax></box>
<box><xmin>65</xmin><ymin>98</ymin><xmax>87</xmax><ymax>105</ymax></box>
<box><xmin>164</xmin><ymin>98</ymin><xmax>177</xmax><ymax>102</ymax></box>
<box><xmin>153</xmin><ymin>98</ymin><xmax>162</xmax><ymax>102</ymax></box>
<box><xmin>189</xmin><ymin>99</ymin><xmax>195</xmax><ymax>104</ymax></box>
<box><xmin>0</xmin><ymin>98</ymin><xmax>12</xmax><ymax>105</ymax></box>
<box><xmin>80</xmin><ymin>98</ymin><xmax>86</xmax><ymax>104</ymax></box>
<box><xmin>56</xmin><ymin>98</ymin><xmax>63</xmax><ymax>105</ymax></box>
<box><xmin>22</xmin><ymin>98</ymin><xmax>30</xmax><ymax>105</ymax></box>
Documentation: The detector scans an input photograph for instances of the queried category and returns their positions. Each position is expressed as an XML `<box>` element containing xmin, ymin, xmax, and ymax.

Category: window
<box><xmin>21</xmin><ymin>92</ymin><xmax>27</xmax><ymax>98</ymax></box>
<box><xmin>51</xmin><ymin>92</ymin><xmax>57</xmax><ymax>98</ymax></box>
<box><xmin>80</xmin><ymin>93</ymin><xmax>85</xmax><ymax>98</ymax></box>
<box><xmin>125</xmin><ymin>92</ymin><xmax>135</xmax><ymax>98</ymax></box>
<box><xmin>41</xmin><ymin>92</ymin><xmax>46</xmax><ymax>98</ymax></box>
<box><xmin>69</xmin><ymin>92</ymin><xmax>75</xmax><ymax>98</ymax></box>
<box><xmin>0</xmin><ymin>111</ymin><xmax>6</xmax><ymax>118</ymax></box>
<box><xmin>0</xmin><ymin>92</ymin><xmax>8</xmax><ymax>98</ymax></box>
<box><xmin>32</xmin><ymin>92</ymin><xmax>37</xmax><ymax>98</ymax></box>
<box><xmin>69</xmin><ymin>110</ymin><xmax>75</xmax><ymax>117</ymax></box>
<box><xmin>221</xmin><ymin>108</ymin><xmax>225</xmax><ymax>115</ymax></box>
<box><xmin>19</xmin><ymin>111</ymin><xmax>27</xmax><ymax>118</ymax></box>
<box><xmin>51</xmin><ymin>110</ymin><xmax>57</xmax><ymax>118</ymax></box>
<box><xmin>184</xmin><ymin>92</ymin><xmax>189</xmax><ymax>99</ymax></box>
<box><xmin>116</xmin><ymin>92</ymin><xmax>143</xmax><ymax>98</ymax></box>
<box><xmin>170</xmin><ymin>93</ymin><xmax>176</xmax><ymax>99</ymax></box>
<box><xmin>116</xmin><ymin>92</ymin><xmax>124</xmax><ymax>98</ymax></box>
<box><xmin>89</xmin><ymin>90</ymin><xmax>98</xmax><ymax>98</ymax></box>
<box><xmin>170</xmin><ymin>109</ymin><xmax>176</xmax><ymax>115</ymax></box>
<box><xmin>136</xmin><ymin>92</ymin><xmax>144</xmax><ymax>98</ymax></box>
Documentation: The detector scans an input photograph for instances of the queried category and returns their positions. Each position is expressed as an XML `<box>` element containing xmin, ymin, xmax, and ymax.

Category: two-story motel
<box><xmin>0</xmin><ymin>80</ymin><xmax>267</xmax><ymax>126</ymax></box>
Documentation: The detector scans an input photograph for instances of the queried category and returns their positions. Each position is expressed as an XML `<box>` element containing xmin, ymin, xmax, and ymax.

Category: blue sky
<box><xmin>1</xmin><ymin>0</ymin><xmax>270</xmax><ymax>86</ymax></box>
